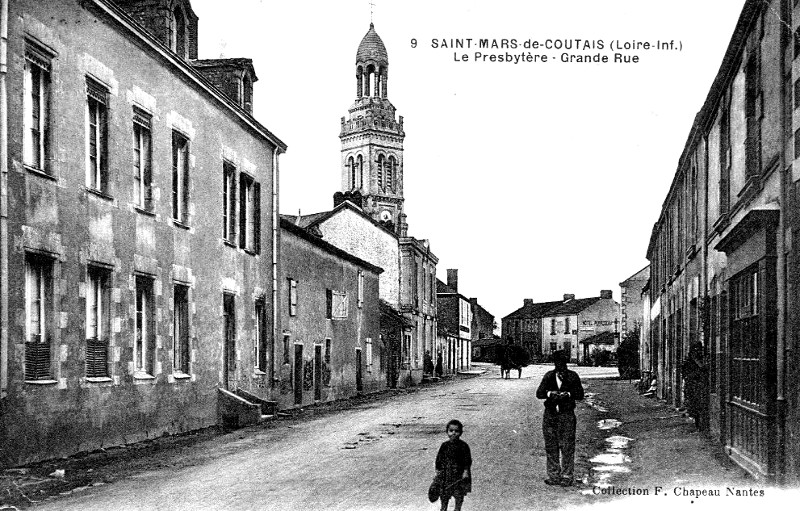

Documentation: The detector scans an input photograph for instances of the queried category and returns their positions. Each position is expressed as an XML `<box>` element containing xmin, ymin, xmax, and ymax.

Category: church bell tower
<box><xmin>340</xmin><ymin>23</ymin><xmax>407</xmax><ymax>236</ymax></box>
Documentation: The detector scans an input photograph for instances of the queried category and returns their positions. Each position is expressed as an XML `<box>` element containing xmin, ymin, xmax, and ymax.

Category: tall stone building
<box><xmin>0</xmin><ymin>0</ymin><xmax>286</xmax><ymax>466</ymax></box>
<box><xmin>340</xmin><ymin>23</ymin><xmax>407</xmax><ymax>236</ymax></box>
<box><xmin>286</xmin><ymin>22</ymin><xmax>437</xmax><ymax>388</ymax></box>
<box><xmin>644</xmin><ymin>0</ymin><xmax>800</xmax><ymax>484</ymax></box>
<box><xmin>619</xmin><ymin>265</ymin><xmax>650</xmax><ymax>337</ymax></box>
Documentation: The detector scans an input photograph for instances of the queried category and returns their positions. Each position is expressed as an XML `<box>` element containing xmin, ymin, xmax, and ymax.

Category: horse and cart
<box><xmin>495</xmin><ymin>344</ymin><xmax>530</xmax><ymax>379</ymax></box>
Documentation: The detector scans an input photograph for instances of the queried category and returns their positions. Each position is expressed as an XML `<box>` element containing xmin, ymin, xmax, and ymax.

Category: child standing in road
<box><xmin>434</xmin><ymin>419</ymin><xmax>472</xmax><ymax>511</ymax></box>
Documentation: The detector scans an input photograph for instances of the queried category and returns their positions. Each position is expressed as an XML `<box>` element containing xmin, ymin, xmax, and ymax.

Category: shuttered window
<box><xmin>25</xmin><ymin>255</ymin><xmax>52</xmax><ymax>381</ymax></box>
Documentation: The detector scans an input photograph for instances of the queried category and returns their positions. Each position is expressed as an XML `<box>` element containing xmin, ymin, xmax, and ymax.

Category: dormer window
<box><xmin>171</xmin><ymin>6</ymin><xmax>187</xmax><ymax>59</ymax></box>
<box><xmin>242</xmin><ymin>73</ymin><xmax>253</xmax><ymax>113</ymax></box>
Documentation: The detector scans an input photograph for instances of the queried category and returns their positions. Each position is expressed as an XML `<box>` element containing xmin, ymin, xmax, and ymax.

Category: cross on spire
<box><xmin>369</xmin><ymin>0</ymin><xmax>375</xmax><ymax>23</ymax></box>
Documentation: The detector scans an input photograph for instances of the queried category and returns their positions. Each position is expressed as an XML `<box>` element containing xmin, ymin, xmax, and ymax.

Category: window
<box><xmin>172</xmin><ymin>131</ymin><xmax>190</xmax><ymax>223</ymax></box>
<box><xmin>744</xmin><ymin>54</ymin><xmax>761</xmax><ymax>177</ymax></box>
<box><xmin>254</xmin><ymin>300</ymin><xmax>267</xmax><ymax>372</ymax></box>
<box><xmin>283</xmin><ymin>334</ymin><xmax>291</xmax><ymax>364</ymax></box>
<box><xmin>223</xmin><ymin>161</ymin><xmax>236</xmax><ymax>243</ymax></box>
<box><xmin>133</xmin><ymin>109</ymin><xmax>152</xmax><ymax>210</ymax></box>
<box><xmin>348</xmin><ymin>155</ymin><xmax>362</xmax><ymax>190</ymax></box>
<box><xmin>564</xmin><ymin>317</ymin><xmax>570</xmax><ymax>334</ymax></box>
<box><xmin>403</xmin><ymin>333</ymin><xmax>411</xmax><ymax>364</ymax></box>
<box><xmin>357</xmin><ymin>271</ymin><xmax>364</xmax><ymax>308</ymax></box>
<box><xmin>239</xmin><ymin>173</ymin><xmax>260</xmax><ymax>252</ymax></box>
<box><xmin>690</xmin><ymin>160</ymin><xmax>698</xmax><ymax>242</ymax></box>
<box><xmin>173</xmin><ymin>284</ymin><xmax>190</xmax><ymax>374</ymax></box>
<box><xmin>386</xmin><ymin>156</ymin><xmax>396</xmax><ymax>192</ymax></box>
<box><xmin>324</xmin><ymin>338</ymin><xmax>332</xmax><ymax>385</ymax></box>
<box><xmin>25</xmin><ymin>255</ymin><xmax>52</xmax><ymax>381</ymax></box>
<box><xmin>326</xmin><ymin>289</ymin><xmax>348</xmax><ymax>319</ymax></box>
<box><xmin>719</xmin><ymin>93</ymin><xmax>731</xmax><ymax>214</ymax></box>
<box><xmin>288</xmin><ymin>279</ymin><xmax>297</xmax><ymax>316</ymax></box>
<box><xmin>377</xmin><ymin>154</ymin><xmax>385</xmax><ymax>190</ymax></box>
<box><xmin>366</xmin><ymin>337</ymin><xmax>373</xmax><ymax>373</ymax></box>
<box><xmin>731</xmin><ymin>266</ymin><xmax>761</xmax><ymax>406</ymax></box>
<box><xmin>134</xmin><ymin>276</ymin><xmax>155</xmax><ymax>375</ymax></box>
<box><xmin>550</xmin><ymin>318</ymin><xmax>556</xmax><ymax>335</ymax></box>
<box><xmin>709</xmin><ymin>293</ymin><xmax>718</xmax><ymax>391</ymax></box>
<box><xmin>24</xmin><ymin>42</ymin><xmax>51</xmax><ymax>172</ymax></box>
<box><xmin>86</xmin><ymin>267</ymin><xmax>110</xmax><ymax>379</ymax></box>
<box><xmin>242</xmin><ymin>73</ymin><xmax>253</xmax><ymax>112</ymax></box>
<box><xmin>86</xmin><ymin>79</ymin><xmax>109</xmax><ymax>193</ymax></box>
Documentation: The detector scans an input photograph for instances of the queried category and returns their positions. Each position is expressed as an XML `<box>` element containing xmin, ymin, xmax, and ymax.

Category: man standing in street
<box><xmin>536</xmin><ymin>350</ymin><xmax>585</xmax><ymax>486</ymax></box>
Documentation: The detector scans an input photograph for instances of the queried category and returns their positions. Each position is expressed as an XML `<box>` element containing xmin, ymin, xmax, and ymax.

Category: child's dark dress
<box><xmin>435</xmin><ymin>439</ymin><xmax>472</xmax><ymax>498</ymax></box>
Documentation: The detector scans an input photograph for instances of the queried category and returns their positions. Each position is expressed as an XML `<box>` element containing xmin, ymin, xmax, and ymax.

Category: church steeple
<box><xmin>340</xmin><ymin>23</ymin><xmax>407</xmax><ymax>236</ymax></box>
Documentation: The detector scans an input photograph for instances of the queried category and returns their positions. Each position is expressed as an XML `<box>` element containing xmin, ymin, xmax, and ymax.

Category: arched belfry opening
<box><xmin>354</xmin><ymin>23</ymin><xmax>389</xmax><ymax>100</ymax></box>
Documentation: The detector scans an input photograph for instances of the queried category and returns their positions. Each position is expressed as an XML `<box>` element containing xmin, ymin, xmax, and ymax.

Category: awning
<box><xmin>580</xmin><ymin>331</ymin><xmax>618</xmax><ymax>345</ymax></box>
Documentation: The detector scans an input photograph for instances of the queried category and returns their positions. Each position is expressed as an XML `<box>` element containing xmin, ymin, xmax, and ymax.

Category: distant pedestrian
<box><xmin>681</xmin><ymin>341</ymin><xmax>708</xmax><ymax>430</ymax></box>
<box><xmin>433</xmin><ymin>419</ymin><xmax>472</xmax><ymax>511</ymax></box>
<box><xmin>436</xmin><ymin>351</ymin><xmax>444</xmax><ymax>377</ymax></box>
<box><xmin>535</xmin><ymin>350</ymin><xmax>584</xmax><ymax>486</ymax></box>
<box><xmin>424</xmin><ymin>350</ymin><xmax>434</xmax><ymax>376</ymax></box>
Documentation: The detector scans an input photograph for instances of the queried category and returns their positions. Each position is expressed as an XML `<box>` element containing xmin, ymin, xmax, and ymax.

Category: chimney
<box><xmin>600</xmin><ymin>290</ymin><xmax>613</xmax><ymax>299</ymax></box>
<box><xmin>563</xmin><ymin>294</ymin><xmax>575</xmax><ymax>301</ymax></box>
<box><xmin>524</xmin><ymin>298</ymin><xmax>534</xmax><ymax>306</ymax></box>
<box><xmin>447</xmin><ymin>269</ymin><xmax>458</xmax><ymax>292</ymax></box>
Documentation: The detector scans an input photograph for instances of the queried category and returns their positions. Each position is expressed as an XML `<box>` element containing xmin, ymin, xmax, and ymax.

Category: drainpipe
<box><xmin>1</xmin><ymin>0</ymin><xmax>9</xmax><ymax>399</ymax></box>
<box><xmin>775</xmin><ymin>0</ymin><xmax>789</xmax><ymax>484</ymax></box>
<box><xmin>270</xmin><ymin>146</ymin><xmax>282</xmax><ymax>398</ymax></box>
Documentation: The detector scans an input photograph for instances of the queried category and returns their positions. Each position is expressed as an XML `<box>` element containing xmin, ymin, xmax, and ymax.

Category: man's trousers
<box><xmin>542</xmin><ymin>410</ymin><xmax>577</xmax><ymax>481</ymax></box>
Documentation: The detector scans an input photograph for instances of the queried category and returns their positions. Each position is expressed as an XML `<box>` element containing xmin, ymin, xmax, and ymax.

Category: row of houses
<box><xmin>0</xmin><ymin>0</ymin><xmax>496</xmax><ymax>467</ymax></box>
<box><xmin>632</xmin><ymin>0</ymin><xmax>800</xmax><ymax>484</ymax></box>
<box><xmin>500</xmin><ymin>291</ymin><xmax>620</xmax><ymax>364</ymax></box>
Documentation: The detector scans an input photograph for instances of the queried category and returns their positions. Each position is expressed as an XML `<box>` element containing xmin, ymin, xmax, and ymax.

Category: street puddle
<box><xmin>593</xmin><ymin>465</ymin><xmax>631</xmax><ymax>473</ymax></box>
<box><xmin>584</xmin><ymin>394</ymin><xmax>609</xmax><ymax>412</ymax></box>
<box><xmin>589</xmin><ymin>453</ymin><xmax>631</xmax><ymax>465</ymax></box>
<box><xmin>583</xmin><ymin>432</ymin><xmax>635</xmax><ymax>493</ymax></box>
<box><xmin>596</xmin><ymin>419</ymin><xmax>622</xmax><ymax>430</ymax></box>
<box><xmin>604</xmin><ymin>435</ymin><xmax>633</xmax><ymax>449</ymax></box>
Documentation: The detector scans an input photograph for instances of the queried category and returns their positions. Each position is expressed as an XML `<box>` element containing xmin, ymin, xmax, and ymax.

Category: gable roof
<box><xmin>544</xmin><ymin>297</ymin><xmax>604</xmax><ymax>316</ymax></box>
<box><xmin>620</xmin><ymin>265</ymin><xmax>650</xmax><ymax>285</ymax></box>
<box><xmin>280</xmin><ymin>218</ymin><xmax>383</xmax><ymax>274</ymax></box>
<box><xmin>283</xmin><ymin>201</ymin><xmax>397</xmax><ymax>237</ymax></box>
<box><xmin>96</xmin><ymin>0</ymin><xmax>286</xmax><ymax>152</ymax></box>
<box><xmin>436</xmin><ymin>278</ymin><xmax>455</xmax><ymax>294</ymax></box>
<box><xmin>502</xmin><ymin>300</ymin><xmax>563</xmax><ymax>321</ymax></box>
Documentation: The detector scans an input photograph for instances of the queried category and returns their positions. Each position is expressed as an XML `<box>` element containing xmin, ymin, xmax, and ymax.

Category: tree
<box><xmin>617</xmin><ymin>327</ymin><xmax>640</xmax><ymax>380</ymax></box>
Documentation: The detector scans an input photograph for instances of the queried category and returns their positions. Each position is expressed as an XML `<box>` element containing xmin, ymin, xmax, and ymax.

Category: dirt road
<box><xmin>16</xmin><ymin>363</ymin><xmax>793</xmax><ymax>511</ymax></box>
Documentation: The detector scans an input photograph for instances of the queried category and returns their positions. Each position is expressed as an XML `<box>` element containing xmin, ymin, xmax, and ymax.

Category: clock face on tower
<box><xmin>380</xmin><ymin>210</ymin><xmax>392</xmax><ymax>222</ymax></box>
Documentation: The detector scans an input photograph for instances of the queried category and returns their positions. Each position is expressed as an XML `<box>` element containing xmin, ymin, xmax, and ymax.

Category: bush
<box><xmin>589</xmin><ymin>348</ymin><xmax>613</xmax><ymax>367</ymax></box>
<box><xmin>617</xmin><ymin>328</ymin><xmax>640</xmax><ymax>379</ymax></box>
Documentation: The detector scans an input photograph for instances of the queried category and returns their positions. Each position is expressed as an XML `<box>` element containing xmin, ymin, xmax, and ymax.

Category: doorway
<box><xmin>223</xmin><ymin>293</ymin><xmax>236</xmax><ymax>390</ymax></box>
<box><xmin>293</xmin><ymin>344</ymin><xmax>303</xmax><ymax>406</ymax></box>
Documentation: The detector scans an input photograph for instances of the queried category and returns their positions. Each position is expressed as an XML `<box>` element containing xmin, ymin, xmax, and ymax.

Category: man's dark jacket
<box><xmin>536</xmin><ymin>369</ymin><xmax>585</xmax><ymax>414</ymax></box>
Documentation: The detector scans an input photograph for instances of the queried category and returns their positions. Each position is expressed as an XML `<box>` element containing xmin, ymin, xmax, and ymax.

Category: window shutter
<box><xmin>254</xmin><ymin>182</ymin><xmax>261</xmax><ymax>253</ymax></box>
<box><xmin>239</xmin><ymin>176</ymin><xmax>247</xmax><ymax>248</ymax></box>
<box><xmin>143</xmin><ymin>129</ymin><xmax>152</xmax><ymax>209</ymax></box>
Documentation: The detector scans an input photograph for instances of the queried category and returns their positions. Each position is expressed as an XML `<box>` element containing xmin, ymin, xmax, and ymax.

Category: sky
<box><xmin>190</xmin><ymin>0</ymin><xmax>747</xmax><ymax>323</ymax></box>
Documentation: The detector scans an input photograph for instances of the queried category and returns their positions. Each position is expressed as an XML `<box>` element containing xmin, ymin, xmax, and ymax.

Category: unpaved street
<box><xmin>29</xmin><ymin>364</ymin><xmax>608</xmax><ymax>511</ymax></box>
<box><xmin>27</xmin><ymin>364</ymin><xmax>783</xmax><ymax>511</ymax></box>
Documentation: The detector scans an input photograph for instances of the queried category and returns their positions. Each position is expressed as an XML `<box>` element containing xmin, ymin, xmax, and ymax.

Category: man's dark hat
<box><xmin>553</xmin><ymin>350</ymin><xmax>568</xmax><ymax>366</ymax></box>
